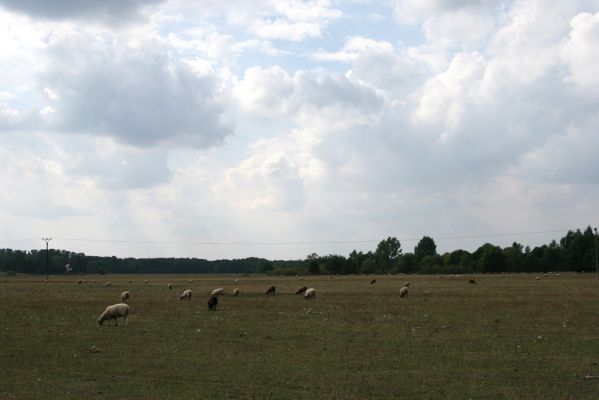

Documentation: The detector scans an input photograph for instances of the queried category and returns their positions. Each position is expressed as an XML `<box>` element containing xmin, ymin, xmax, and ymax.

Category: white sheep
<box><xmin>304</xmin><ymin>288</ymin><xmax>316</xmax><ymax>300</ymax></box>
<box><xmin>404</xmin><ymin>281</ymin><xmax>410</xmax><ymax>287</ymax></box>
<box><xmin>98</xmin><ymin>303</ymin><xmax>129</xmax><ymax>326</ymax></box>
<box><xmin>234</xmin><ymin>279</ymin><xmax>239</xmax><ymax>284</ymax></box>
<box><xmin>232</xmin><ymin>288</ymin><xmax>240</xmax><ymax>297</ymax></box>
<box><xmin>399</xmin><ymin>286</ymin><xmax>409</xmax><ymax>298</ymax></box>
<box><xmin>104</xmin><ymin>282</ymin><xmax>111</xmax><ymax>287</ymax></box>
<box><xmin>120</xmin><ymin>291</ymin><xmax>130</xmax><ymax>302</ymax></box>
<box><xmin>211</xmin><ymin>288</ymin><xmax>225</xmax><ymax>296</ymax></box>
<box><xmin>168</xmin><ymin>283</ymin><xmax>173</xmax><ymax>290</ymax></box>
<box><xmin>180</xmin><ymin>289</ymin><xmax>192</xmax><ymax>300</ymax></box>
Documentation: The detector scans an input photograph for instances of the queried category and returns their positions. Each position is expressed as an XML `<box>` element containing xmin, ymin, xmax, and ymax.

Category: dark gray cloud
<box><xmin>0</xmin><ymin>0</ymin><xmax>163</xmax><ymax>23</ymax></box>
<box><xmin>39</xmin><ymin>33</ymin><xmax>234</xmax><ymax>148</ymax></box>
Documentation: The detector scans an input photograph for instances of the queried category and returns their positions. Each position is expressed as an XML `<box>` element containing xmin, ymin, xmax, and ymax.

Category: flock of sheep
<box><xmin>96</xmin><ymin>281</ymin><xmax>330</xmax><ymax>327</ymax></box>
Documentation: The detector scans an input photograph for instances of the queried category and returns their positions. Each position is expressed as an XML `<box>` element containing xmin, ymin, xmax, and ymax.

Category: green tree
<box><xmin>477</xmin><ymin>243</ymin><xmax>505</xmax><ymax>273</ymax></box>
<box><xmin>414</xmin><ymin>236</ymin><xmax>437</xmax><ymax>261</ymax></box>
<box><xmin>397</xmin><ymin>252</ymin><xmax>417</xmax><ymax>274</ymax></box>
<box><xmin>306</xmin><ymin>253</ymin><xmax>320</xmax><ymax>274</ymax></box>
<box><xmin>258</xmin><ymin>261</ymin><xmax>274</xmax><ymax>274</ymax></box>
<box><xmin>375</xmin><ymin>237</ymin><xmax>402</xmax><ymax>273</ymax></box>
<box><xmin>360</xmin><ymin>256</ymin><xmax>377</xmax><ymax>274</ymax></box>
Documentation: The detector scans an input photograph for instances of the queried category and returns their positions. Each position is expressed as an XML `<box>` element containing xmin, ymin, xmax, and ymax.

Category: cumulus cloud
<box><xmin>561</xmin><ymin>12</ymin><xmax>599</xmax><ymax>90</ymax></box>
<box><xmin>38</xmin><ymin>31</ymin><xmax>233</xmax><ymax>148</ymax></box>
<box><xmin>235</xmin><ymin>66</ymin><xmax>385</xmax><ymax>127</ymax></box>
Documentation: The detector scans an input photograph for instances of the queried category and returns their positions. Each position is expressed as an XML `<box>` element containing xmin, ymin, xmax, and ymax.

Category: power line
<box><xmin>0</xmin><ymin>228</ymin><xmax>577</xmax><ymax>247</ymax></box>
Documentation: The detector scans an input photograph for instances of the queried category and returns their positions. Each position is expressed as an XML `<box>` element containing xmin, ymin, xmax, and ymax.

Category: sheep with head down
<box><xmin>399</xmin><ymin>286</ymin><xmax>409</xmax><ymax>298</ymax></box>
<box><xmin>232</xmin><ymin>288</ymin><xmax>240</xmax><ymax>297</ymax></box>
<box><xmin>296</xmin><ymin>286</ymin><xmax>308</xmax><ymax>295</ymax></box>
<box><xmin>120</xmin><ymin>291</ymin><xmax>130</xmax><ymax>302</ymax></box>
<box><xmin>266</xmin><ymin>286</ymin><xmax>276</xmax><ymax>295</ymax></box>
<box><xmin>98</xmin><ymin>303</ymin><xmax>129</xmax><ymax>326</ymax></box>
<box><xmin>304</xmin><ymin>288</ymin><xmax>316</xmax><ymax>300</ymax></box>
<box><xmin>211</xmin><ymin>288</ymin><xmax>225</xmax><ymax>296</ymax></box>
<box><xmin>208</xmin><ymin>295</ymin><xmax>218</xmax><ymax>311</ymax></box>
<box><xmin>180</xmin><ymin>289</ymin><xmax>192</xmax><ymax>300</ymax></box>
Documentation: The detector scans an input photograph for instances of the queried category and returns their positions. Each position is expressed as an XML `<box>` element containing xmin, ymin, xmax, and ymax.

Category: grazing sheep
<box><xmin>168</xmin><ymin>283</ymin><xmax>173</xmax><ymax>290</ymax></box>
<box><xmin>469</xmin><ymin>279</ymin><xmax>477</xmax><ymax>285</ymax></box>
<box><xmin>266</xmin><ymin>286</ymin><xmax>276</xmax><ymax>295</ymax></box>
<box><xmin>180</xmin><ymin>289</ymin><xmax>192</xmax><ymax>301</ymax></box>
<box><xmin>78</xmin><ymin>280</ymin><xmax>82</xmax><ymax>284</ymax></box>
<box><xmin>211</xmin><ymin>288</ymin><xmax>225</xmax><ymax>296</ymax></box>
<box><xmin>304</xmin><ymin>288</ymin><xmax>316</xmax><ymax>300</ymax></box>
<box><xmin>399</xmin><ymin>286</ymin><xmax>409</xmax><ymax>298</ymax></box>
<box><xmin>299</xmin><ymin>277</ymin><xmax>304</xmax><ymax>280</ymax></box>
<box><xmin>232</xmin><ymin>288</ymin><xmax>240</xmax><ymax>297</ymax></box>
<box><xmin>404</xmin><ymin>281</ymin><xmax>410</xmax><ymax>287</ymax></box>
<box><xmin>208</xmin><ymin>295</ymin><xmax>218</xmax><ymax>311</ymax></box>
<box><xmin>145</xmin><ymin>280</ymin><xmax>149</xmax><ymax>284</ymax></box>
<box><xmin>120</xmin><ymin>291</ymin><xmax>130</xmax><ymax>302</ymax></box>
<box><xmin>370</xmin><ymin>279</ymin><xmax>376</xmax><ymax>285</ymax></box>
<box><xmin>104</xmin><ymin>282</ymin><xmax>111</xmax><ymax>287</ymax></box>
<box><xmin>188</xmin><ymin>279</ymin><xmax>193</xmax><ymax>283</ymax></box>
<box><xmin>234</xmin><ymin>279</ymin><xmax>239</xmax><ymax>284</ymax></box>
<box><xmin>296</xmin><ymin>286</ymin><xmax>308</xmax><ymax>295</ymax></box>
<box><xmin>98</xmin><ymin>303</ymin><xmax>129</xmax><ymax>326</ymax></box>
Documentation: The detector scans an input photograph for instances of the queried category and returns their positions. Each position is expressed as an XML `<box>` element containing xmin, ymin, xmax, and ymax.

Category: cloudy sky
<box><xmin>1</xmin><ymin>0</ymin><xmax>598</xmax><ymax>260</ymax></box>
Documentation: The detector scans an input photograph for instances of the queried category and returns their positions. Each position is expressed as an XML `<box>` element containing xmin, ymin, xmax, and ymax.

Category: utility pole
<box><xmin>595</xmin><ymin>227</ymin><xmax>598</xmax><ymax>280</ymax></box>
<box><xmin>42</xmin><ymin>237</ymin><xmax>52</xmax><ymax>282</ymax></box>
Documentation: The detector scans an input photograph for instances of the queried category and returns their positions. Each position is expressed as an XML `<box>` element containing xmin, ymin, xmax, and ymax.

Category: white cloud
<box><xmin>38</xmin><ymin>31</ymin><xmax>233</xmax><ymax>148</ymax></box>
<box><xmin>561</xmin><ymin>12</ymin><xmax>599</xmax><ymax>90</ymax></box>
<box><xmin>312</xmin><ymin>36</ymin><xmax>394</xmax><ymax>62</ymax></box>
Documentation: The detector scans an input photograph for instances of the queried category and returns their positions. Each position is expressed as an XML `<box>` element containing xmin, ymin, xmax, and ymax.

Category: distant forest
<box><xmin>1</xmin><ymin>227</ymin><xmax>597</xmax><ymax>276</ymax></box>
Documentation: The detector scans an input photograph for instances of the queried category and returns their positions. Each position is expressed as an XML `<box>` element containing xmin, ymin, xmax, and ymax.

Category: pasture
<box><xmin>2</xmin><ymin>273</ymin><xmax>599</xmax><ymax>399</ymax></box>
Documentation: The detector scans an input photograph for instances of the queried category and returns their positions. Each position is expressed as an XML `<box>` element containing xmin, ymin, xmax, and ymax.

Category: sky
<box><xmin>0</xmin><ymin>0</ymin><xmax>598</xmax><ymax>260</ymax></box>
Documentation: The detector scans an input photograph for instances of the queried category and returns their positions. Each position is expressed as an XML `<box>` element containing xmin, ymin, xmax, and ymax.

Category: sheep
<box><xmin>120</xmin><ymin>291</ymin><xmax>130</xmax><ymax>302</ymax></box>
<box><xmin>370</xmin><ymin>279</ymin><xmax>376</xmax><ymax>285</ymax></box>
<box><xmin>234</xmin><ymin>278</ymin><xmax>239</xmax><ymax>284</ymax></box>
<box><xmin>232</xmin><ymin>288</ymin><xmax>240</xmax><ymax>297</ymax></box>
<box><xmin>98</xmin><ymin>303</ymin><xmax>129</xmax><ymax>326</ymax></box>
<box><xmin>168</xmin><ymin>283</ymin><xmax>173</xmax><ymax>290</ymax></box>
<box><xmin>468</xmin><ymin>279</ymin><xmax>477</xmax><ymax>285</ymax></box>
<box><xmin>304</xmin><ymin>288</ymin><xmax>316</xmax><ymax>300</ymax></box>
<box><xmin>145</xmin><ymin>280</ymin><xmax>149</xmax><ymax>284</ymax></box>
<box><xmin>180</xmin><ymin>289</ymin><xmax>192</xmax><ymax>301</ymax></box>
<box><xmin>208</xmin><ymin>295</ymin><xmax>218</xmax><ymax>311</ymax></box>
<box><xmin>211</xmin><ymin>288</ymin><xmax>225</xmax><ymax>296</ymax></box>
<box><xmin>266</xmin><ymin>286</ymin><xmax>276</xmax><ymax>295</ymax></box>
<box><xmin>296</xmin><ymin>286</ymin><xmax>308</xmax><ymax>295</ymax></box>
<box><xmin>399</xmin><ymin>286</ymin><xmax>409</xmax><ymax>298</ymax></box>
<box><xmin>189</xmin><ymin>279</ymin><xmax>193</xmax><ymax>283</ymax></box>
<box><xmin>104</xmin><ymin>282</ymin><xmax>111</xmax><ymax>287</ymax></box>
<box><xmin>404</xmin><ymin>281</ymin><xmax>410</xmax><ymax>287</ymax></box>
<box><xmin>77</xmin><ymin>280</ymin><xmax>82</xmax><ymax>284</ymax></box>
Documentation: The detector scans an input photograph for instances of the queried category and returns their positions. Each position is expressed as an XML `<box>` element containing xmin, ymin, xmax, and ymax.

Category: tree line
<box><xmin>1</xmin><ymin>227</ymin><xmax>597</xmax><ymax>276</ymax></box>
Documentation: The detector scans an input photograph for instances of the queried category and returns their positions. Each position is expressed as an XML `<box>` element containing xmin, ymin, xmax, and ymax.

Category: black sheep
<box><xmin>208</xmin><ymin>295</ymin><xmax>218</xmax><ymax>311</ymax></box>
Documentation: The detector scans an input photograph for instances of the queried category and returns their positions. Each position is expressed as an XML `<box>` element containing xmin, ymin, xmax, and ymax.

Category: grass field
<box><xmin>2</xmin><ymin>273</ymin><xmax>599</xmax><ymax>399</ymax></box>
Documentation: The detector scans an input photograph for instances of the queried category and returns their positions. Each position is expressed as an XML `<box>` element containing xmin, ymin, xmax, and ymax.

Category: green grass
<box><xmin>2</xmin><ymin>273</ymin><xmax>599</xmax><ymax>399</ymax></box>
